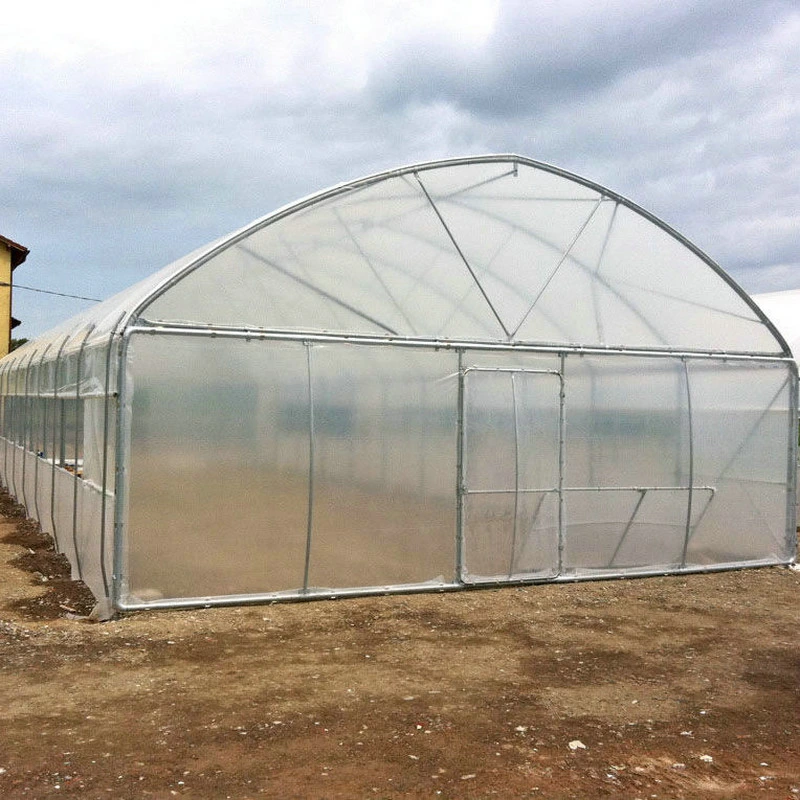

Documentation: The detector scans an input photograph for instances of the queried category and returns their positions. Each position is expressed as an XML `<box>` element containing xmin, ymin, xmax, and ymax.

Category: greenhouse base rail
<box><xmin>113</xmin><ymin>557</ymin><xmax>793</xmax><ymax>613</ymax></box>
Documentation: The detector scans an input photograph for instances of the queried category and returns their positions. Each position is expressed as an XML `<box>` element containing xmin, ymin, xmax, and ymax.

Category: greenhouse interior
<box><xmin>0</xmin><ymin>155</ymin><xmax>796</xmax><ymax>615</ymax></box>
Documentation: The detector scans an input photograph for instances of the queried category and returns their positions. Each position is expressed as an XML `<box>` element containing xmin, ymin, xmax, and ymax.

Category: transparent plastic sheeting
<box><xmin>0</xmin><ymin>333</ymin><xmax>118</xmax><ymax>605</ymax></box>
<box><xmin>1</xmin><ymin>157</ymin><xmax>787</xmax><ymax>370</ymax></box>
<box><xmin>142</xmin><ymin>161</ymin><xmax>781</xmax><ymax>353</ymax></box>
<box><xmin>116</xmin><ymin>337</ymin><xmax>795</xmax><ymax>605</ymax></box>
<box><xmin>461</xmin><ymin>364</ymin><xmax>561</xmax><ymax>581</ymax></box>
<box><xmin>753</xmin><ymin>290</ymin><xmax>800</xmax><ymax>518</ymax></box>
<box><xmin>0</xmin><ymin>155</ymin><xmax>795</xmax><ymax>611</ymax></box>
<box><xmin>0</xmin><ymin>339</ymin><xmax>794</xmax><ymax>609</ymax></box>
<box><xmin>124</xmin><ymin>336</ymin><xmax>459</xmax><ymax>602</ymax></box>
<box><xmin>460</xmin><ymin>354</ymin><xmax>793</xmax><ymax>583</ymax></box>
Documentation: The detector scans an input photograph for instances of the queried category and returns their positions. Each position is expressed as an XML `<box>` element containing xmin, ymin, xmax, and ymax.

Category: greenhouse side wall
<box><xmin>0</xmin><ymin>334</ymin><xmax>119</xmax><ymax>609</ymax></box>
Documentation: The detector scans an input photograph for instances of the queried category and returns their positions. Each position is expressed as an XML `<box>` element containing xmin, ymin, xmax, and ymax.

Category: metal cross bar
<box><xmin>463</xmin><ymin>486</ymin><xmax>716</xmax><ymax>495</ymax></box>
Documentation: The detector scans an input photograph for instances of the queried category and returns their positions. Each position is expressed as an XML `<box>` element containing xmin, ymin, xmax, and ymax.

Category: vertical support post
<box><xmin>20</xmin><ymin>349</ymin><xmax>38</xmax><ymax>512</ymax></box>
<box><xmin>557</xmin><ymin>353</ymin><xmax>567</xmax><ymax>576</ymax></box>
<box><xmin>31</xmin><ymin>343</ymin><xmax>53</xmax><ymax>526</ymax></box>
<box><xmin>3</xmin><ymin>362</ymin><xmax>12</xmax><ymax>491</ymax></box>
<box><xmin>302</xmin><ymin>342</ymin><xmax>315</xmax><ymax>592</ymax></box>
<box><xmin>111</xmin><ymin>330</ymin><xmax>133</xmax><ymax>610</ymax></box>
<box><xmin>785</xmin><ymin>363</ymin><xmax>798</xmax><ymax>556</ymax></box>
<box><xmin>674</xmin><ymin>359</ymin><xmax>684</xmax><ymax>486</ymax></box>
<box><xmin>455</xmin><ymin>350</ymin><xmax>465</xmax><ymax>584</ymax></box>
<box><xmin>0</xmin><ymin>362</ymin><xmax>7</xmax><ymax>487</ymax></box>
<box><xmin>71</xmin><ymin>326</ymin><xmax>95</xmax><ymax>580</ymax></box>
<box><xmin>20</xmin><ymin>358</ymin><xmax>28</xmax><ymax>508</ymax></box>
<box><xmin>58</xmin><ymin>394</ymin><xmax>66</xmax><ymax>467</ymax></box>
<box><xmin>508</xmin><ymin>371</ymin><xmax>520</xmax><ymax>578</ymax></box>
<box><xmin>418</xmin><ymin>381</ymin><xmax>428</xmax><ymax>495</ymax></box>
<box><xmin>50</xmin><ymin>335</ymin><xmax>70</xmax><ymax>551</ymax></box>
<box><xmin>99</xmin><ymin>314</ymin><xmax>126</xmax><ymax>598</ymax></box>
<box><xmin>680</xmin><ymin>359</ymin><xmax>695</xmax><ymax>568</ymax></box>
<box><xmin>10</xmin><ymin>365</ymin><xmax>19</xmax><ymax>499</ymax></box>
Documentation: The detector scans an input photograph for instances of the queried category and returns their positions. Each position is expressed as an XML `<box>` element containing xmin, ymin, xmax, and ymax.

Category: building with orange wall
<box><xmin>0</xmin><ymin>235</ymin><xmax>28</xmax><ymax>357</ymax></box>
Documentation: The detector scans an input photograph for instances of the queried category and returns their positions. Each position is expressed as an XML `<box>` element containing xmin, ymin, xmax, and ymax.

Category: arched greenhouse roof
<box><xmin>5</xmin><ymin>155</ymin><xmax>790</xmax><ymax>366</ymax></box>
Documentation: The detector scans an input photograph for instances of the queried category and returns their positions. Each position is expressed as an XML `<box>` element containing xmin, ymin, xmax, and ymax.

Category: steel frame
<box><xmin>459</xmin><ymin>366</ymin><xmax>564</xmax><ymax>581</ymax></box>
<box><xmin>121</xmin><ymin>155</ymin><xmax>792</xmax><ymax>360</ymax></box>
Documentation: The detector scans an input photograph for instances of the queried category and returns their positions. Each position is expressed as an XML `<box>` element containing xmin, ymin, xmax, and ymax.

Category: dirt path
<box><xmin>0</xmin><ymin>497</ymin><xmax>798</xmax><ymax>799</ymax></box>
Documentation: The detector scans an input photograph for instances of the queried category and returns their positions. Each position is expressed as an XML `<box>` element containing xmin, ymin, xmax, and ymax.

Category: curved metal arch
<box><xmin>118</xmin><ymin>154</ymin><xmax>789</xmax><ymax>356</ymax></box>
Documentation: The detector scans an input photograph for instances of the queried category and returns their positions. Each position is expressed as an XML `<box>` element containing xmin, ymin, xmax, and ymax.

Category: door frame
<box><xmin>456</xmin><ymin>359</ymin><xmax>566</xmax><ymax>583</ymax></box>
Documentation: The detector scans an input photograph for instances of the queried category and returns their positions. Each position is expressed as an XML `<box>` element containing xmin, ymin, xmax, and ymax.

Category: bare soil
<box><xmin>0</xmin><ymin>491</ymin><xmax>798</xmax><ymax>799</ymax></box>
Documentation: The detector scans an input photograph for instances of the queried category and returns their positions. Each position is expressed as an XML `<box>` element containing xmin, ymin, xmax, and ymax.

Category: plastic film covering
<box><xmin>12</xmin><ymin>443</ymin><xmax>23</xmax><ymax>506</ymax></box>
<box><xmin>305</xmin><ymin>344</ymin><xmax>457</xmax><ymax>590</ymax></box>
<box><xmin>144</xmin><ymin>174</ymin><xmax>507</xmax><ymax>341</ymax></box>
<box><xmin>139</xmin><ymin>158</ymin><xmax>782</xmax><ymax>354</ymax></box>
<box><xmin>21</xmin><ymin>449</ymin><xmax>38</xmax><ymax>523</ymax></box>
<box><xmin>124</xmin><ymin>334</ymin><xmax>311</xmax><ymax>601</ymax></box>
<box><xmin>123</xmin><ymin>335</ymin><xmax>458</xmax><ymax>603</ymax></box>
<box><xmin>0</xmin><ymin>325</ymin><xmax>115</xmax><ymax>605</ymax></box>
<box><xmin>563</xmin><ymin>356</ymin><xmax>692</xmax><ymax>575</ymax></box>
<box><xmin>461</xmin><ymin>364</ymin><xmax>561</xmax><ymax>582</ymax></box>
<box><xmin>52</xmin><ymin>468</ymin><xmax>77</xmax><ymax>568</ymax></box>
<box><xmin>0</xmin><ymin>236</ymin><xmax>236</xmax><ymax>372</ymax></box>
<box><xmin>0</xmin><ymin>157</ymin><xmax>786</xmax><ymax>371</ymax></box>
<box><xmin>74</xmin><ymin>482</ymin><xmax>105</xmax><ymax>596</ymax></box>
<box><xmin>34</xmin><ymin>453</ymin><xmax>54</xmax><ymax>540</ymax></box>
<box><xmin>684</xmin><ymin>359</ymin><xmax>794</xmax><ymax>565</ymax></box>
<box><xmin>753</xmin><ymin>289</ymin><xmax>800</xmax><ymax>518</ymax></box>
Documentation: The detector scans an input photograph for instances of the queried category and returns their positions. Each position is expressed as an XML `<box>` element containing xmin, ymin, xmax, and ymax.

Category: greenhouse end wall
<box><xmin>111</xmin><ymin>330</ymin><xmax>797</xmax><ymax>609</ymax></box>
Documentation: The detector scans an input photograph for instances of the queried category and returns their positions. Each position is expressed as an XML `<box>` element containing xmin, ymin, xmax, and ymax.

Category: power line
<box><xmin>0</xmin><ymin>282</ymin><xmax>102</xmax><ymax>303</ymax></box>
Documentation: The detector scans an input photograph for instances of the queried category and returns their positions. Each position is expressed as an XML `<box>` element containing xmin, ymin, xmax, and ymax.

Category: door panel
<box><xmin>461</xmin><ymin>369</ymin><xmax>561</xmax><ymax>582</ymax></box>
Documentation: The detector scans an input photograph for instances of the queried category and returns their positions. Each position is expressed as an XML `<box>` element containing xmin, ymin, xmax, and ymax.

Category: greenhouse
<box><xmin>0</xmin><ymin>154</ymin><xmax>796</xmax><ymax>615</ymax></box>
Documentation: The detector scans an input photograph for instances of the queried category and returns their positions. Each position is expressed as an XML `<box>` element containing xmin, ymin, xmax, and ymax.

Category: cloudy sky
<box><xmin>2</xmin><ymin>0</ymin><xmax>798</xmax><ymax>339</ymax></box>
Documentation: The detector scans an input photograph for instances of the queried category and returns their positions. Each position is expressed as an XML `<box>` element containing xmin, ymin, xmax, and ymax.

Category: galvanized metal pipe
<box><xmin>414</xmin><ymin>171</ymin><xmax>511</xmax><ymax>339</ymax></box>
<box><xmin>557</xmin><ymin>353</ymin><xmax>566</xmax><ymax>575</ymax></box>
<box><xmin>302</xmin><ymin>342</ymin><xmax>316</xmax><ymax>592</ymax></box>
<box><xmin>509</xmin><ymin>371</ymin><xmax>520</xmax><ymax>578</ymax></box>
<box><xmin>19</xmin><ymin>348</ymin><xmax>39</xmax><ymax>513</ymax></box>
<box><xmin>680</xmin><ymin>360</ymin><xmax>695</xmax><ymax>568</ymax></box>
<box><xmin>71</xmin><ymin>325</ymin><xmax>96</xmax><ymax>580</ymax></box>
<box><xmin>125</xmin><ymin>323</ymin><xmax>792</xmax><ymax>363</ymax></box>
<box><xmin>463</xmin><ymin>485</ymin><xmax>716</xmax><ymax>495</ymax></box>
<box><xmin>49</xmin><ymin>335</ymin><xmax>71</xmax><ymax>551</ymax></box>
<box><xmin>99</xmin><ymin>314</ymin><xmax>126</xmax><ymax>598</ymax></box>
<box><xmin>455</xmin><ymin>350</ymin><xmax>465</xmax><ymax>584</ymax></box>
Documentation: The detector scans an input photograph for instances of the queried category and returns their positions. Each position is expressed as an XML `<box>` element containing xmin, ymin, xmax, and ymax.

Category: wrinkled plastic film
<box><xmin>305</xmin><ymin>344</ymin><xmax>458</xmax><ymax>590</ymax></box>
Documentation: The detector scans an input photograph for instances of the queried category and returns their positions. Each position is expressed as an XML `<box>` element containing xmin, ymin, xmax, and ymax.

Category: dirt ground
<box><xmin>0</xmin><ymin>491</ymin><xmax>798</xmax><ymax>799</ymax></box>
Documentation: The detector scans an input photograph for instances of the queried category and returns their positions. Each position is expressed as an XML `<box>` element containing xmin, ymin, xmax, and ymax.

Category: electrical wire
<box><xmin>0</xmin><ymin>281</ymin><xmax>102</xmax><ymax>303</ymax></box>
